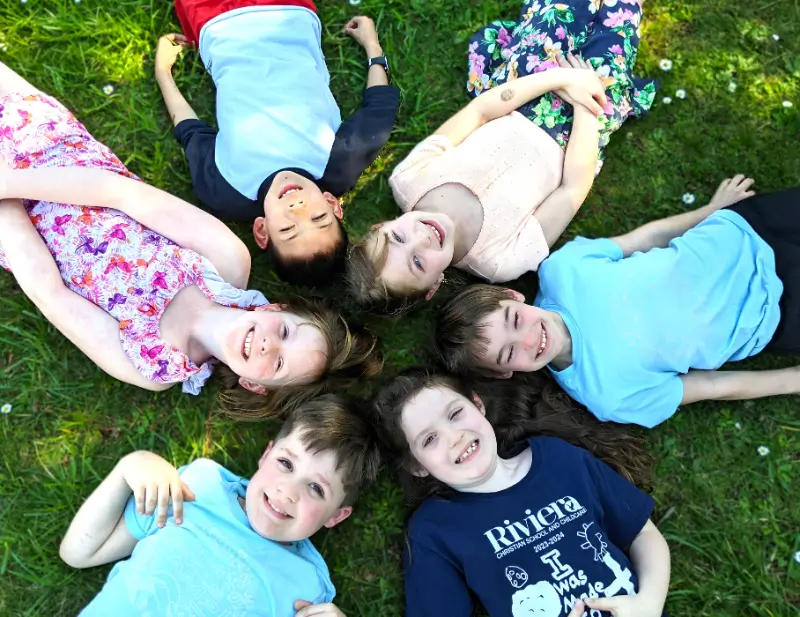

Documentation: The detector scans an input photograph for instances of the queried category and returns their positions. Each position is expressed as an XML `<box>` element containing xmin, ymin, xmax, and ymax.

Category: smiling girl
<box><xmin>0</xmin><ymin>61</ymin><xmax>380</xmax><ymax>417</ymax></box>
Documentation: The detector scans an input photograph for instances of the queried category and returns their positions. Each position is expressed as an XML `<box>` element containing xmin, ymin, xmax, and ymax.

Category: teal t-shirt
<box><xmin>80</xmin><ymin>459</ymin><xmax>335</xmax><ymax>616</ymax></box>
<box><xmin>535</xmin><ymin>210</ymin><xmax>783</xmax><ymax>427</ymax></box>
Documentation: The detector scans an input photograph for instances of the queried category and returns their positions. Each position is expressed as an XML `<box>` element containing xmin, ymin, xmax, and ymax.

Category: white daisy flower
<box><xmin>659</xmin><ymin>59</ymin><xmax>673</xmax><ymax>71</ymax></box>
<box><xmin>772</xmin><ymin>34</ymin><xmax>780</xmax><ymax>41</ymax></box>
<box><xmin>21</xmin><ymin>0</ymin><xmax>27</xmax><ymax>3</ymax></box>
<box><xmin>74</xmin><ymin>0</ymin><xmax>81</xmax><ymax>3</ymax></box>
<box><xmin>349</xmin><ymin>0</ymin><xmax>361</xmax><ymax>4</ymax></box>
<box><xmin>682</xmin><ymin>192</ymin><xmax>695</xmax><ymax>205</ymax></box>
<box><xmin>734</xmin><ymin>422</ymin><xmax>742</xmax><ymax>430</ymax></box>
<box><xmin>794</xmin><ymin>551</ymin><xmax>800</xmax><ymax>564</ymax></box>
<box><xmin>102</xmin><ymin>84</ymin><xmax>114</xmax><ymax>95</ymax></box>
<box><xmin>1</xmin><ymin>403</ymin><xmax>11</xmax><ymax>414</ymax></box>
<box><xmin>757</xmin><ymin>445</ymin><xmax>770</xmax><ymax>456</ymax></box>
<box><xmin>676</xmin><ymin>89</ymin><xmax>686</xmax><ymax>99</ymax></box>
<box><xmin>662</xmin><ymin>96</ymin><xmax>672</xmax><ymax>105</ymax></box>
<box><xmin>728</xmin><ymin>81</ymin><xmax>737</xmax><ymax>93</ymax></box>
<box><xmin>783</xmin><ymin>100</ymin><xmax>793</xmax><ymax>108</ymax></box>
<box><xmin>0</xmin><ymin>43</ymin><xmax>7</xmax><ymax>52</ymax></box>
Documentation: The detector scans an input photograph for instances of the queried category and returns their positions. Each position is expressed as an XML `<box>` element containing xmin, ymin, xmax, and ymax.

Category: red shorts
<box><xmin>174</xmin><ymin>0</ymin><xmax>318</xmax><ymax>44</ymax></box>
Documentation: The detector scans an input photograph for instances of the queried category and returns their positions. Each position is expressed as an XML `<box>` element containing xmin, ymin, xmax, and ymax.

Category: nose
<box><xmin>288</xmin><ymin>199</ymin><xmax>306</xmax><ymax>210</ymax></box>
<box><xmin>522</xmin><ymin>331</ymin><xmax>538</xmax><ymax>351</ymax></box>
<box><xmin>414</xmin><ymin>224</ymin><xmax>431</xmax><ymax>248</ymax></box>
<box><xmin>448</xmin><ymin>428</ymin><xmax>463</xmax><ymax>450</ymax></box>
<box><xmin>277</xmin><ymin>481</ymin><xmax>298</xmax><ymax>504</ymax></box>
<box><xmin>259</xmin><ymin>334</ymin><xmax>278</xmax><ymax>356</ymax></box>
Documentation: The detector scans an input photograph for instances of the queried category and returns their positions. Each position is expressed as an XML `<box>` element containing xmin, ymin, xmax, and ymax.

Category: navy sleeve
<box><xmin>319</xmin><ymin>85</ymin><xmax>400</xmax><ymax>197</ymax></box>
<box><xmin>173</xmin><ymin>119</ymin><xmax>261</xmax><ymax>221</ymax></box>
<box><xmin>583</xmin><ymin>449</ymin><xmax>654</xmax><ymax>550</ymax></box>
<box><xmin>405</xmin><ymin>516</ymin><xmax>473</xmax><ymax>617</ymax></box>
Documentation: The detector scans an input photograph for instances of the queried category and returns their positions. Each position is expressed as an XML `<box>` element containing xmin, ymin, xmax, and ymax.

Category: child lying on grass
<box><xmin>59</xmin><ymin>395</ymin><xmax>379</xmax><ymax>617</ymax></box>
<box><xmin>156</xmin><ymin>0</ymin><xmax>400</xmax><ymax>287</ymax></box>
<box><xmin>436</xmin><ymin>176</ymin><xmax>800</xmax><ymax>427</ymax></box>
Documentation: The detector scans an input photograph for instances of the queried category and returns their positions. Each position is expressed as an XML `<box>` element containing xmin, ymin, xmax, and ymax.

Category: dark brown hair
<box><xmin>346</xmin><ymin>229</ymin><xmax>428</xmax><ymax>314</ymax></box>
<box><xmin>276</xmin><ymin>394</ymin><xmax>381</xmax><ymax>506</ymax></box>
<box><xmin>372</xmin><ymin>367</ymin><xmax>653</xmax><ymax>511</ymax></box>
<box><xmin>266</xmin><ymin>220</ymin><xmax>349</xmax><ymax>288</ymax></box>
<box><xmin>218</xmin><ymin>295</ymin><xmax>383</xmax><ymax>420</ymax></box>
<box><xmin>435</xmin><ymin>284</ymin><xmax>511</xmax><ymax>375</ymax></box>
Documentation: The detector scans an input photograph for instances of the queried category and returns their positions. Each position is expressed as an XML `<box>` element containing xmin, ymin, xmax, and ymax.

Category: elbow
<box><xmin>59</xmin><ymin>541</ymin><xmax>91</xmax><ymax>569</ymax></box>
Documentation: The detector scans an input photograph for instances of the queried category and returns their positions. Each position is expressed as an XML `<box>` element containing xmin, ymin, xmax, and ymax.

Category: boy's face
<box><xmin>368</xmin><ymin>211</ymin><xmax>456</xmax><ymax>300</ymax></box>
<box><xmin>253</xmin><ymin>171</ymin><xmax>344</xmax><ymax>262</ymax></box>
<box><xmin>473</xmin><ymin>299</ymin><xmax>566</xmax><ymax>376</ymax></box>
<box><xmin>245</xmin><ymin>430</ymin><xmax>352</xmax><ymax>543</ymax></box>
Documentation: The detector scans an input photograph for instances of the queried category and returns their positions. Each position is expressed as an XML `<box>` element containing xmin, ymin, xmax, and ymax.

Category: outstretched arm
<box><xmin>612</xmin><ymin>175</ymin><xmax>756</xmax><ymax>257</ymax></box>
<box><xmin>533</xmin><ymin>54</ymin><xmax>601</xmax><ymax>246</ymax></box>
<box><xmin>155</xmin><ymin>34</ymin><xmax>200</xmax><ymax>127</ymax></box>
<box><xmin>680</xmin><ymin>366</ymin><xmax>800</xmax><ymax>405</ymax></box>
<box><xmin>343</xmin><ymin>17</ymin><xmax>389</xmax><ymax>89</ymax></box>
<box><xmin>0</xmin><ymin>168</ymin><xmax>251</xmax><ymax>288</ymax></box>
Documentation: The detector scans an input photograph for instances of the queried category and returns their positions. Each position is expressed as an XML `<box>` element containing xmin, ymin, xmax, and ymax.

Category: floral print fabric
<box><xmin>468</xmin><ymin>0</ymin><xmax>656</xmax><ymax>167</ymax></box>
<box><xmin>0</xmin><ymin>93</ymin><xmax>267</xmax><ymax>393</ymax></box>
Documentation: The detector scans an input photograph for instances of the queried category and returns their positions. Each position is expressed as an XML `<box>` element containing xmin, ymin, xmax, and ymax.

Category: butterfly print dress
<box><xmin>0</xmin><ymin>93</ymin><xmax>267</xmax><ymax>393</ymax></box>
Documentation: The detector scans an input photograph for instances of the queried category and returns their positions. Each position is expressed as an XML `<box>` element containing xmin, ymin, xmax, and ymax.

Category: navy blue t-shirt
<box><xmin>405</xmin><ymin>438</ymin><xmax>655</xmax><ymax>617</ymax></box>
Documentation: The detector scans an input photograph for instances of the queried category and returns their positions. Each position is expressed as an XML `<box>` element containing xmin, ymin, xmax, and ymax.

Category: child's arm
<box><xmin>434</xmin><ymin>58</ymin><xmax>606</xmax><ymax>147</ymax></box>
<box><xmin>680</xmin><ymin>366</ymin><xmax>800</xmax><ymax>405</ymax></box>
<box><xmin>155</xmin><ymin>34</ymin><xmax>200</xmax><ymax>127</ymax></box>
<box><xmin>584</xmin><ymin>519</ymin><xmax>670</xmax><ymax>617</ymax></box>
<box><xmin>60</xmin><ymin>451</ymin><xmax>195</xmax><ymax>569</ymax></box>
<box><xmin>0</xmin><ymin>199</ymin><xmax>172</xmax><ymax>391</ymax></box>
<box><xmin>612</xmin><ymin>175</ymin><xmax>755</xmax><ymax>257</ymax></box>
<box><xmin>533</xmin><ymin>55</ymin><xmax>600</xmax><ymax>246</ymax></box>
<box><xmin>343</xmin><ymin>17</ymin><xmax>388</xmax><ymax>89</ymax></box>
<box><xmin>0</xmin><ymin>168</ymin><xmax>251</xmax><ymax>289</ymax></box>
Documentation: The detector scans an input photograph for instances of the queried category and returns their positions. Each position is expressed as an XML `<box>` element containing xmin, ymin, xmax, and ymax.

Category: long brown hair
<box><xmin>218</xmin><ymin>296</ymin><xmax>383</xmax><ymax>420</ymax></box>
<box><xmin>372</xmin><ymin>367</ymin><xmax>653</xmax><ymax>511</ymax></box>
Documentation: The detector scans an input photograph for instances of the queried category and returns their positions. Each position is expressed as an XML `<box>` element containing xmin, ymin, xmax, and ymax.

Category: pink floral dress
<box><xmin>0</xmin><ymin>93</ymin><xmax>267</xmax><ymax>393</ymax></box>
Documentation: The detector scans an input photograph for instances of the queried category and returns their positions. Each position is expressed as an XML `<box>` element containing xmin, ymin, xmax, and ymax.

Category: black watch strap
<box><xmin>367</xmin><ymin>55</ymin><xmax>390</xmax><ymax>79</ymax></box>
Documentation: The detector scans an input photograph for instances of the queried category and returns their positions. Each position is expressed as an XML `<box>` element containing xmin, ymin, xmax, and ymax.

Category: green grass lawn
<box><xmin>1</xmin><ymin>0</ymin><xmax>799</xmax><ymax>615</ymax></box>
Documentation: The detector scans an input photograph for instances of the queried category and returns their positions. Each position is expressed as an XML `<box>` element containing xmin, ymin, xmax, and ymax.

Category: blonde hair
<box><xmin>346</xmin><ymin>229</ymin><xmax>428</xmax><ymax>314</ymax></box>
<box><xmin>218</xmin><ymin>295</ymin><xmax>383</xmax><ymax>420</ymax></box>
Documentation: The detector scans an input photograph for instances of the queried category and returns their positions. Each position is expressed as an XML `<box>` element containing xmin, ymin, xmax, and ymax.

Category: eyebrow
<box><xmin>283</xmin><ymin>221</ymin><xmax>334</xmax><ymax>242</ymax></box>
<box><xmin>496</xmin><ymin>306</ymin><xmax>510</xmax><ymax>365</ymax></box>
<box><xmin>281</xmin><ymin>447</ymin><xmax>332</xmax><ymax>490</ymax></box>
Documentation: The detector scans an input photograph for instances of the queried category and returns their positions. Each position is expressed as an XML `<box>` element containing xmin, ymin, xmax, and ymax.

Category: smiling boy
<box><xmin>154</xmin><ymin>2</ymin><xmax>400</xmax><ymax>286</ymax></box>
<box><xmin>59</xmin><ymin>395</ymin><xmax>380</xmax><ymax>616</ymax></box>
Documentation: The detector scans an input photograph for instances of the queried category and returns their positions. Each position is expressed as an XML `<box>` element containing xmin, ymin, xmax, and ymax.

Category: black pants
<box><xmin>727</xmin><ymin>186</ymin><xmax>800</xmax><ymax>354</ymax></box>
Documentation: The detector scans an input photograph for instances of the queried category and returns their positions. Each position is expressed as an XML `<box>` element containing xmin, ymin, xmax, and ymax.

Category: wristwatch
<box><xmin>367</xmin><ymin>55</ymin><xmax>390</xmax><ymax>80</ymax></box>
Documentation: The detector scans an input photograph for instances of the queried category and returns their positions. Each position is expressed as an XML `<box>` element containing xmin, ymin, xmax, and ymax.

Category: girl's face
<box><xmin>224</xmin><ymin>306</ymin><xmax>328</xmax><ymax>393</ymax></box>
<box><xmin>367</xmin><ymin>212</ymin><xmax>456</xmax><ymax>297</ymax></box>
<box><xmin>400</xmin><ymin>386</ymin><xmax>498</xmax><ymax>490</ymax></box>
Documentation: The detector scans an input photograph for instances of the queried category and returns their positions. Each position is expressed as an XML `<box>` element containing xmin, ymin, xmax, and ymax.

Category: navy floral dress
<box><xmin>468</xmin><ymin>0</ymin><xmax>656</xmax><ymax>169</ymax></box>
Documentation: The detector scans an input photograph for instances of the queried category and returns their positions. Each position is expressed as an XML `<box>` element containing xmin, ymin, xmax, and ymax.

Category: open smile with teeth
<box><xmin>243</xmin><ymin>327</ymin><xmax>255</xmax><ymax>360</ymax></box>
<box><xmin>265</xmin><ymin>494</ymin><xmax>292</xmax><ymax>518</ymax></box>
<box><xmin>422</xmin><ymin>222</ymin><xmax>443</xmax><ymax>247</ymax></box>
<box><xmin>455</xmin><ymin>440</ymin><xmax>479</xmax><ymax>464</ymax></box>
<box><xmin>537</xmin><ymin>326</ymin><xmax>547</xmax><ymax>358</ymax></box>
<box><xmin>279</xmin><ymin>185</ymin><xmax>302</xmax><ymax>199</ymax></box>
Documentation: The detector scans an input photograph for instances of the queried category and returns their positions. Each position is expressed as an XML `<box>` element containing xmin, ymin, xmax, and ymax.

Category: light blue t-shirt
<box><xmin>535</xmin><ymin>210</ymin><xmax>783</xmax><ymax>428</ymax></box>
<box><xmin>80</xmin><ymin>459</ymin><xmax>335</xmax><ymax>617</ymax></box>
<box><xmin>199</xmin><ymin>6</ymin><xmax>341</xmax><ymax>199</ymax></box>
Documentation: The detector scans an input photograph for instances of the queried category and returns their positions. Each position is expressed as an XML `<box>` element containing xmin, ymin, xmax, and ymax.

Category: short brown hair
<box><xmin>266</xmin><ymin>220</ymin><xmax>348</xmax><ymax>288</ymax></box>
<box><xmin>276</xmin><ymin>394</ymin><xmax>381</xmax><ymax>506</ymax></box>
<box><xmin>435</xmin><ymin>284</ymin><xmax>510</xmax><ymax>375</ymax></box>
<box><xmin>346</xmin><ymin>229</ymin><xmax>427</xmax><ymax>314</ymax></box>
<box><xmin>217</xmin><ymin>295</ymin><xmax>384</xmax><ymax>420</ymax></box>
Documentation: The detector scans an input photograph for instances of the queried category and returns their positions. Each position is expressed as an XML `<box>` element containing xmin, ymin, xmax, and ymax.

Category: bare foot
<box><xmin>708</xmin><ymin>174</ymin><xmax>756</xmax><ymax>211</ymax></box>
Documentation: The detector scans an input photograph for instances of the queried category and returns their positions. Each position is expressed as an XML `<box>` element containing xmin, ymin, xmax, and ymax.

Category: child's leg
<box><xmin>0</xmin><ymin>61</ymin><xmax>43</xmax><ymax>98</ymax></box>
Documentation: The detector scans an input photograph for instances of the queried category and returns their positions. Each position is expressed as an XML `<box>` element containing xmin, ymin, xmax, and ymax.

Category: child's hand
<box><xmin>554</xmin><ymin>52</ymin><xmax>607</xmax><ymax>116</ymax></box>
<box><xmin>567</xmin><ymin>600</ymin><xmax>586</xmax><ymax>616</ymax></box>
<box><xmin>155</xmin><ymin>33</ymin><xmax>191</xmax><ymax>75</ymax></box>
<box><xmin>119</xmin><ymin>451</ymin><xmax>196</xmax><ymax>527</ymax></box>
<box><xmin>343</xmin><ymin>17</ymin><xmax>381</xmax><ymax>56</ymax></box>
<box><xmin>584</xmin><ymin>593</ymin><xmax>664</xmax><ymax>617</ymax></box>
<box><xmin>293</xmin><ymin>600</ymin><xmax>346</xmax><ymax>616</ymax></box>
<box><xmin>707</xmin><ymin>174</ymin><xmax>755</xmax><ymax>211</ymax></box>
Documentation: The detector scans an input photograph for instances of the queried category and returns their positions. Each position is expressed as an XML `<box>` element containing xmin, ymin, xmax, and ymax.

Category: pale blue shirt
<box><xmin>80</xmin><ymin>459</ymin><xmax>335</xmax><ymax>616</ymax></box>
<box><xmin>198</xmin><ymin>6</ymin><xmax>341</xmax><ymax>199</ymax></box>
<box><xmin>535</xmin><ymin>210</ymin><xmax>783</xmax><ymax>427</ymax></box>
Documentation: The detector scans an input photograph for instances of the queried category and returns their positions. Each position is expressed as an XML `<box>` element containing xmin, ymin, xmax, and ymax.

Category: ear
<box><xmin>410</xmin><ymin>466</ymin><xmax>430</xmax><ymax>478</ymax></box>
<box><xmin>238</xmin><ymin>377</ymin><xmax>269</xmax><ymax>396</ymax></box>
<box><xmin>471</xmin><ymin>393</ymin><xmax>486</xmax><ymax>416</ymax></box>
<box><xmin>323</xmin><ymin>192</ymin><xmax>343</xmax><ymax>220</ymax></box>
<box><xmin>496</xmin><ymin>371</ymin><xmax>513</xmax><ymax>380</ymax></box>
<box><xmin>504</xmin><ymin>288</ymin><xmax>525</xmax><ymax>303</ymax></box>
<box><xmin>425</xmin><ymin>274</ymin><xmax>445</xmax><ymax>302</ymax></box>
<box><xmin>323</xmin><ymin>506</ymin><xmax>353</xmax><ymax>529</ymax></box>
<box><xmin>370</xmin><ymin>222</ymin><xmax>384</xmax><ymax>232</ymax></box>
<box><xmin>254</xmin><ymin>303</ymin><xmax>285</xmax><ymax>312</ymax></box>
<box><xmin>258</xmin><ymin>440</ymin><xmax>274</xmax><ymax>467</ymax></box>
<box><xmin>253</xmin><ymin>217</ymin><xmax>269</xmax><ymax>250</ymax></box>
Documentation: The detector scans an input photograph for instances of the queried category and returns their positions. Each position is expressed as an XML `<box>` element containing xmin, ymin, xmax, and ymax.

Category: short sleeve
<box><xmin>555</xmin><ymin>237</ymin><xmax>624</xmax><ymax>263</ymax></box>
<box><xmin>123</xmin><ymin>463</ymin><xmax>191</xmax><ymax>540</ymax></box>
<box><xmin>598</xmin><ymin>375</ymin><xmax>684</xmax><ymax>428</ymax></box>
<box><xmin>405</xmin><ymin>516</ymin><xmax>473</xmax><ymax>617</ymax></box>
<box><xmin>388</xmin><ymin>135</ymin><xmax>454</xmax><ymax>211</ymax></box>
<box><xmin>583</xmin><ymin>452</ymin><xmax>654</xmax><ymax>550</ymax></box>
<box><xmin>538</xmin><ymin>236</ymin><xmax>624</xmax><ymax>298</ymax></box>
